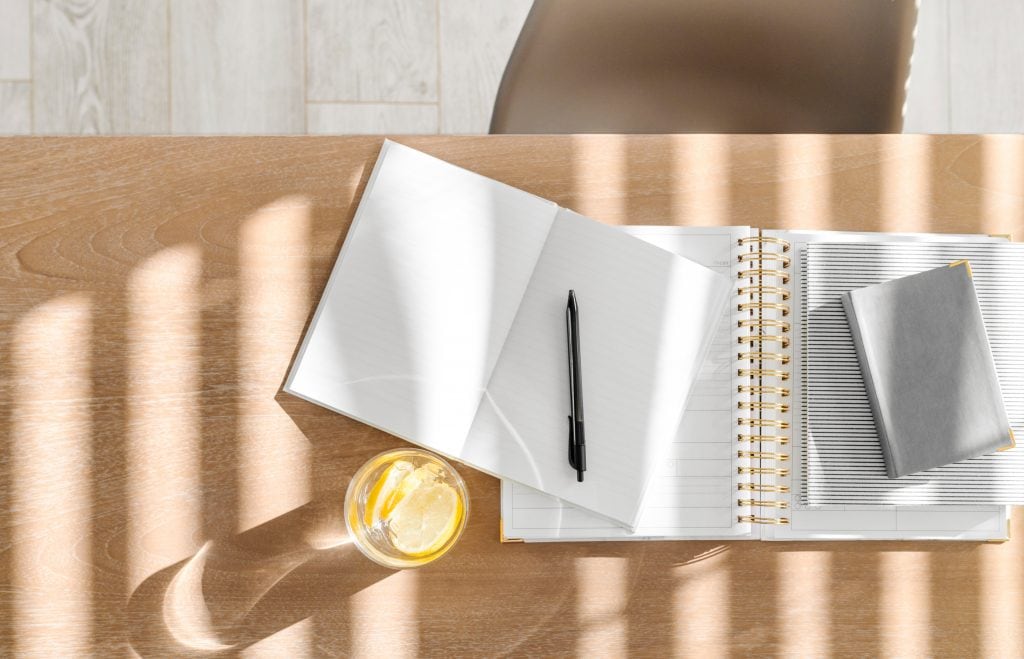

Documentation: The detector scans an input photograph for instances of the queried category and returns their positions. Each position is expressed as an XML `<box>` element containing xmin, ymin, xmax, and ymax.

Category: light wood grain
<box><xmin>904</xmin><ymin>0</ymin><xmax>950</xmax><ymax>133</ymax></box>
<box><xmin>0</xmin><ymin>82</ymin><xmax>31</xmax><ymax>134</ymax></box>
<box><xmin>0</xmin><ymin>0</ymin><xmax>31</xmax><ymax>79</ymax></box>
<box><xmin>171</xmin><ymin>0</ymin><xmax>303</xmax><ymax>134</ymax></box>
<box><xmin>307</xmin><ymin>0</ymin><xmax>437</xmax><ymax>104</ymax></box>
<box><xmin>949</xmin><ymin>0</ymin><xmax>1024</xmax><ymax>133</ymax></box>
<box><xmin>439</xmin><ymin>0</ymin><xmax>532</xmax><ymax>133</ymax></box>
<box><xmin>307</xmin><ymin>102</ymin><xmax>438</xmax><ymax>135</ymax></box>
<box><xmin>1</xmin><ymin>136</ymin><xmax>1023</xmax><ymax>657</ymax></box>
<box><xmin>32</xmin><ymin>0</ymin><xmax>168</xmax><ymax>134</ymax></box>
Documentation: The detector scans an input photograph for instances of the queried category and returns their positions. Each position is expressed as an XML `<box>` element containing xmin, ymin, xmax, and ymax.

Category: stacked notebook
<box><xmin>287</xmin><ymin>140</ymin><xmax>1024</xmax><ymax>543</ymax></box>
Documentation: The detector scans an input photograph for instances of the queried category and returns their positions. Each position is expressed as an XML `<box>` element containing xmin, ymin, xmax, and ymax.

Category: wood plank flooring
<box><xmin>948</xmin><ymin>0</ymin><xmax>1024</xmax><ymax>133</ymax></box>
<box><xmin>32</xmin><ymin>0</ymin><xmax>169</xmax><ymax>134</ymax></box>
<box><xmin>0</xmin><ymin>0</ymin><xmax>31</xmax><ymax>80</ymax></box>
<box><xmin>0</xmin><ymin>82</ymin><xmax>31</xmax><ymax>134</ymax></box>
<box><xmin>307</xmin><ymin>101</ymin><xmax>439</xmax><ymax>135</ymax></box>
<box><xmin>307</xmin><ymin>0</ymin><xmax>437</xmax><ymax>103</ymax></box>
<box><xmin>904</xmin><ymin>0</ymin><xmax>950</xmax><ymax>133</ymax></box>
<box><xmin>0</xmin><ymin>2</ymin><xmax>1022</xmax><ymax>138</ymax></box>
<box><xmin>170</xmin><ymin>0</ymin><xmax>304</xmax><ymax>134</ymax></box>
<box><xmin>439</xmin><ymin>0</ymin><xmax>534</xmax><ymax>133</ymax></box>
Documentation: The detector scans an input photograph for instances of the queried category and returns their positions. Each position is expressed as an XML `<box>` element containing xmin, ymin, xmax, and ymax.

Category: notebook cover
<box><xmin>842</xmin><ymin>262</ymin><xmax>1013</xmax><ymax>478</ymax></box>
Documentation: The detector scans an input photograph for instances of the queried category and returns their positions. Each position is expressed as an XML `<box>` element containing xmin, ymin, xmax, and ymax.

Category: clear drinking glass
<box><xmin>344</xmin><ymin>448</ymin><xmax>469</xmax><ymax>568</ymax></box>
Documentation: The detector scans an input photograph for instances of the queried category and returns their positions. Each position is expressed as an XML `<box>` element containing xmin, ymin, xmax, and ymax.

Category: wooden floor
<box><xmin>0</xmin><ymin>0</ymin><xmax>532</xmax><ymax>136</ymax></box>
<box><xmin>1</xmin><ymin>0</ymin><xmax>1023</xmax><ymax>136</ymax></box>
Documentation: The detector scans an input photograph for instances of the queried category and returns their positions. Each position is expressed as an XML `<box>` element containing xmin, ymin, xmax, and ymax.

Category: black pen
<box><xmin>566</xmin><ymin>290</ymin><xmax>586</xmax><ymax>482</ymax></box>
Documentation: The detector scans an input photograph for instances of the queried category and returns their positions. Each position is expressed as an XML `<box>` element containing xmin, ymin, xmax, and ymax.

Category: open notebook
<box><xmin>501</xmin><ymin>227</ymin><xmax>1013</xmax><ymax>542</ymax></box>
<box><xmin>285</xmin><ymin>141</ymin><xmax>731</xmax><ymax>529</ymax></box>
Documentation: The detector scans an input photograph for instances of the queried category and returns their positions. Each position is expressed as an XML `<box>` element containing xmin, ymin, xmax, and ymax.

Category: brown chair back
<box><xmin>490</xmin><ymin>0</ymin><xmax>917</xmax><ymax>133</ymax></box>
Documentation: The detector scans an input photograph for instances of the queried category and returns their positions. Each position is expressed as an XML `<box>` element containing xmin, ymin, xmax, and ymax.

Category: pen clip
<box><xmin>568</xmin><ymin>415</ymin><xmax>578</xmax><ymax>470</ymax></box>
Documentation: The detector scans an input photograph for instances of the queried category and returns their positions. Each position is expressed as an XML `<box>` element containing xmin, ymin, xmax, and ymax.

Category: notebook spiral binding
<box><xmin>736</xmin><ymin>234</ymin><xmax>792</xmax><ymax>525</ymax></box>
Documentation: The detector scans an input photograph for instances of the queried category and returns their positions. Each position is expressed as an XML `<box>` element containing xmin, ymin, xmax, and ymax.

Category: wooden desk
<box><xmin>1</xmin><ymin>135</ymin><xmax>1023</xmax><ymax>657</ymax></box>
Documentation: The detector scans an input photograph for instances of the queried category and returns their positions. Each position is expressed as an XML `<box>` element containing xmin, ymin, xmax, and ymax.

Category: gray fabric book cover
<box><xmin>841</xmin><ymin>261</ymin><xmax>1014</xmax><ymax>478</ymax></box>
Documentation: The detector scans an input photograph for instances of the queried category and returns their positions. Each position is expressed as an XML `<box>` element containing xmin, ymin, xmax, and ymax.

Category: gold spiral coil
<box><xmin>738</xmin><ymin>368</ymin><xmax>790</xmax><ymax>381</ymax></box>
<box><xmin>738</xmin><ymin>268</ymin><xmax>790</xmax><ymax>284</ymax></box>
<box><xmin>738</xmin><ymin>351</ymin><xmax>790</xmax><ymax>364</ymax></box>
<box><xmin>738</xmin><ymin>466</ymin><xmax>790</xmax><ymax>477</ymax></box>
<box><xmin>738</xmin><ymin>499</ymin><xmax>790</xmax><ymax>509</ymax></box>
<box><xmin>739</xmin><ymin>515</ymin><xmax>791</xmax><ymax>525</ymax></box>
<box><xmin>738</xmin><ymin>251</ymin><xmax>792</xmax><ymax>268</ymax></box>
<box><xmin>737</xmin><ymin>334</ymin><xmax>790</xmax><ymax>348</ymax></box>
<box><xmin>735</xmin><ymin>232</ymin><xmax>791</xmax><ymax>525</ymax></box>
<box><xmin>738</xmin><ymin>236</ymin><xmax>791</xmax><ymax>252</ymax></box>
<box><xmin>738</xmin><ymin>451</ymin><xmax>790</xmax><ymax>461</ymax></box>
<box><xmin>737</xmin><ymin>384</ymin><xmax>790</xmax><ymax>397</ymax></box>
<box><xmin>738</xmin><ymin>418</ymin><xmax>791</xmax><ymax>429</ymax></box>
<box><xmin>738</xmin><ymin>301</ymin><xmax>790</xmax><ymax>316</ymax></box>
<box><xmin>738</xmin><ymin>285</ymin><xmax>790</xmax><ymax>300</ymax></box>
<box><xmin>738</xmin><ymin>318</ymin><xmax>791</xmax><ymax>332</ymax></box>
<box><xmin>738</xmin><ymin>400</ymin><xmax>790</xmax><ymax>413</ymax></box>
<box><xmin>738</xmin><ymin>483</ymin><xmax>791</xmax><ymax>493</ymax></box>
<box><xmin>737</xmin><ymin>433</ymin><xmax>789</xmax><ymax>444</ymax></box>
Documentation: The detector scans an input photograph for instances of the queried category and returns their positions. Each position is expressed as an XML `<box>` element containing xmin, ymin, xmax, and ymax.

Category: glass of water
<box><xmin>344</xmin><ymin>448</ymin><xmax>469</xmax><ymax>568</ymax></box>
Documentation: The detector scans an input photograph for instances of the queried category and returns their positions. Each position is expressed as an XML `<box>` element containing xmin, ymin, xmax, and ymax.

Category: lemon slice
<box><xmin>364</xmin><ymin>460</ymin><xmax>413</xmax><ymax>526</ymax></box>
<box><xmin>386</xmin><ymin>464</ymin><xmax>437</xmax><ymax>510</ymax></box>
<box><xmin>387</xmin><ymin>481</ymin><xmax>462</xmax><ymax>557</ymax></box>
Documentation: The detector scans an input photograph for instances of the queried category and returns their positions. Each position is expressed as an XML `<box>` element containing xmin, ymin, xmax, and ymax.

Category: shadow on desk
<box><xmin>123</xmin><ymin>395</ymin><xmax>738</xmax><ymax>657</ymax></box>
<box><xmin>125</xmin><ymin>503</ymin><xmax>390</xmax><ymax>656</ymax></box>
<box><xmin>121</xmin><ymin>475</ymin><xmax>1006</xmax><ymax>658</ymax></box>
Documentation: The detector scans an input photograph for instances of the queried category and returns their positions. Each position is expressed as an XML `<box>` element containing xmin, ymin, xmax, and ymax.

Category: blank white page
<box><xmin>285</xmin><ymin>141</ymin><xmax>558</xmax><ymax>454</ymax></box>
<box><xmin>466</xmin><ymin>210</ymin><xmax>732</xmax><ymax>528</ymax></box>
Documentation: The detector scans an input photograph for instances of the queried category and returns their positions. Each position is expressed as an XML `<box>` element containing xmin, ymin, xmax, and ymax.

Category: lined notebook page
<box><xmin>286</xmin><ymin>140</ymin><xmax>558</xmax><ymax>455</ymax></box>
<box><xmin>755</xmin><ymin>231</ymin><xmax>1009</xmax><ymax>541</ymax></box>
<box><xmin>801</xmin><ymin>241</ymin><xmax>1024</xmax><ymax>506</ymax></box>
<box><xmin>756</xmin><ymin>230</ymin><xmax>1006</xmax><ymax>542</ymax></box>
<box><xmin>471</xmin><ymin>212</ymin><xmax>732</xmax><ymax>528</ymax></box>
<box><xmin>499</xmin><ymin>226</ymin><xmax>755</xmax><ymax>541</ymax></box>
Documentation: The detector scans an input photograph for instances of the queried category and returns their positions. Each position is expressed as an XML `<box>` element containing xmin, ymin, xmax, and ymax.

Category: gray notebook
<box><xmin>842</xmin><ymin>262</ymin><xmax>1014</xmax><ymax>478</ymax></box>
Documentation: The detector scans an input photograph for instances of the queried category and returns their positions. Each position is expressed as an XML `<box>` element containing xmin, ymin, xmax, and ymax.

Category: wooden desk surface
<box><xmin>2</xmin><ymin>135</ymin><xmax>1023</xmax><ymax>658</ymax></box>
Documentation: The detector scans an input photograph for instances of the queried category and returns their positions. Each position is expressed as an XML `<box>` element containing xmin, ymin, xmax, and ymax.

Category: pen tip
<box><xmin>568</xmin><ymin>289</ymin><xmax>576</xmax><ymax>303</ymax></box>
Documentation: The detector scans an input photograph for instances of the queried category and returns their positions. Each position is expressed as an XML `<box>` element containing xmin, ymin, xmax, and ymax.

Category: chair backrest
<box><xmin>490</xmin><ymin>0</ymin><xmax>918</xmax><ymax>133</ymax></box>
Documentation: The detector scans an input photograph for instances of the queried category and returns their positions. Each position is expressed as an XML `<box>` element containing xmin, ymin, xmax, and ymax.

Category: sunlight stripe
<box><xmin>576</xmin><ymin>557</ymin><xmax>628</xmax><ymax>656</ymax></box>
<box><xmin>127</xmin><ymin>245</ymin><xmax>203</xmax><ymax>593</ymax></box>
<box><xmin>237</xmin><ymin>196</ymin><xmax>313</xmax><ymax>532</ymax></box>
<box><xmin>351</xmin><ymin>570</ymin><xmax>419</xmax><ymax>657</ymax></box>
<box><xmin>12</xmin><ymin>295</ymin><xmax>93</xmax><ymax>656</ymax></box>
<box><xmin>880</xmin><ymin>551</ymin><xmax>931</xmax><ymax>657</ymax></box>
